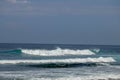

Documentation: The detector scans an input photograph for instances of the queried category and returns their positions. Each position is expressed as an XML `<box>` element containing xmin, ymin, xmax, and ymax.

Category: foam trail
<box><xmin>28</xmin><ymin>75</ymin><xmax>120</xmax><ymax>80</ymax></box>
<box><xmin>22</xmin><ymin>48</ymin><xmax>95</xmax><ymax>56</ymax></box>
<box><xmin>29</xmin><ymin>75</ymin><xmax>120</xmax><ymax>80</ymax></box>
<box><xmin>0</xmin><ymin>57</ymin><xmax>115</xmax><ymax>65</ymax></box>
<box><xmin>0</xmin><ymin>71</ymin><xmax>120</xmax><ymax>80</ymax></box>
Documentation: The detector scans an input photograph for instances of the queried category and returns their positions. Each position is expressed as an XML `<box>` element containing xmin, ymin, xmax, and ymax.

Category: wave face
<box><xmin>22</xmin><ymin>47</ymin><xmax>95</xmax><ymax>56</ymax></box>
<box><xmin>0</xmin><ymin>49</ymin><xmax>21</xmax><ymax>54</ymax></box>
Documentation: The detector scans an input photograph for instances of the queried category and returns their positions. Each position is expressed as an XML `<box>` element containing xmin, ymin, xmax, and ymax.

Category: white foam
<box><xmin>22</xmin><ymin>48</ymin><xmax>95</xmax><ymax>56</ymax></box>
<box><xmin>31</xmin><ymin>75</ymin><xmax>120</xmax><ymax>80</ymax></box>
<box><xmin>0</xmin><ymin>57</ymin><xmax>116</xmax><ymax>65</ymax></box>
<box><xmin>92</xmin><ymin>49</ymin><xmax>100</xmax><ymax>53</ymax></box>
<box><xmin>29</xmin><ymin>75</ymin><xmax>120</xmax><ymax>80</ymax></box>
<box><xmin>0</xmin><ymin>71</ymin><xmax>120</xmax><ymax>80</ymax></box>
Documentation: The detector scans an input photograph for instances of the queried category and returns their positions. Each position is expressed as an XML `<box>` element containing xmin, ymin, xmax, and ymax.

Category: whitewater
<box><xmin>0</xmin><ymin>44</ymin><xmax>120</xmax><ymax>80</ymax></box>
<box><xmin>0</xmin><ymin>57</ymin><xmax>115</xmax><ymax>65</ymax></box>
<box><xmin>21</xmin><ymin>48</ymin><xmax>96</xmax><ymax>56</ymax></box>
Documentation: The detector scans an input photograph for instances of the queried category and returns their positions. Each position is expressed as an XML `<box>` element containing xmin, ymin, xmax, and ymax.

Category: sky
<box><xmin>0</xmin><ymin>0</ymin><xmax>120</xmax><ymax>45</ymax></box>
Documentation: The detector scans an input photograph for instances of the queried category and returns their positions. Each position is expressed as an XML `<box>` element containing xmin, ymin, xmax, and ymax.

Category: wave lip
<box><xmin>0</xmin><ymin>57</ymin><xmax>116</xmax><ymax>65</ymax></box>
<box><xmin>22</xmin><ymin>48</ymin><xmax>95</xmax><ymax>56</ymax></box>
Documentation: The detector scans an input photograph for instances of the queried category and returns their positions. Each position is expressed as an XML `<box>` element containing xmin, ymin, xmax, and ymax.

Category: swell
<box><xmin>27</xmin><ymin>63</ymin><xmax>107</xmax><ymax>68</ymax></box>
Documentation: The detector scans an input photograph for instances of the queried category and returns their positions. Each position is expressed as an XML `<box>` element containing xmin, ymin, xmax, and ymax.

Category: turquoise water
<box><xmin>0</xmin><ymin>43</ymin><xmax>120</xmax><ymax>80</ymax></box>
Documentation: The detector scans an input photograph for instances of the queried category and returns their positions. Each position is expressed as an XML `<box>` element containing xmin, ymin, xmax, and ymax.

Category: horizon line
<box><xmin>0</xmin><ymin>43</ymin><xmax>120</xmax><ymax>46</ymax></box>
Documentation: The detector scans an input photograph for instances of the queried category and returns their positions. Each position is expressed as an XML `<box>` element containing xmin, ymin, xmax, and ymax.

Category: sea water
<box><xmin>0</xmin><ymin>43</ymin><xmax>120</xmax><ymax>80</ymax></box>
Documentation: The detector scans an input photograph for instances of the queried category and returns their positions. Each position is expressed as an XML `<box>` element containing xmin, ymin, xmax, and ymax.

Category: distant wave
<box><xmin>22</xmin><ymin>47</ymin><xmax>96</xmax><ymax>56</ymax></box>
<box><xmin>0</xmin><ymin>48</ymin><xmax>101</xmax><ymax>56</ymax></box>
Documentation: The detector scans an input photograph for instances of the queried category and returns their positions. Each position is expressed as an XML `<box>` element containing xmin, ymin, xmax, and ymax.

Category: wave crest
<box><xmin>22</xmin><ymin>48</ymin><xmax>95</xmax><ymax>56</ymax></box>
<box><xmin>0</xmin><ymin>57</ymin><xmax>115</xmax><ymax>64</ymax></box>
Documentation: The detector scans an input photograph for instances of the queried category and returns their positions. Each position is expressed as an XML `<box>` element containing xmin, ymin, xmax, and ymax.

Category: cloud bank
<box><xmin>6</xmin><ymin>0</ymin><xmax>28</xmax><ymax>4</ymax></box>
<box><xmin>0</xmin><ymin>0</ymin><xmax>120</xmax><ymax>16</ymax></box>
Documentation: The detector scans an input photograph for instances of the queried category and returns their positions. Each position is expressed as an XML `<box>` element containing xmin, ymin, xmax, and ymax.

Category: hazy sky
<box><xmin>0</xmin><ymin>0</ymin><xmax>120</xmax><ymax>45</ymax></box>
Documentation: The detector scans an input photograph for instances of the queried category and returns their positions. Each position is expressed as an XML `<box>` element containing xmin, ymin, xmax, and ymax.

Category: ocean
<box><xmin>0</xmin><ymin>43</ymin><xmax>120</xmax><ymax>80</ymax></box>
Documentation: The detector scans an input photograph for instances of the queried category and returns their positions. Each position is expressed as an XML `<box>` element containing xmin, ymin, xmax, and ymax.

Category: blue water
<box><xmin>0</xmin><ymin>43</ymin><xmax>120</xmax><ymax>80</ymax></box>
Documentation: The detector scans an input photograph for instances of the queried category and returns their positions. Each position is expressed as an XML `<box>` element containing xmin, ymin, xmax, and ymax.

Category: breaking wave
<box><xmin>22</xmin><ymin>48</ymin><xmax>96</xmax><ymax>56</ymax></box>
<box><xmin>0</xmin><ymin>57</ymin><xmax>116</xmax><ymax>67</ymax></box>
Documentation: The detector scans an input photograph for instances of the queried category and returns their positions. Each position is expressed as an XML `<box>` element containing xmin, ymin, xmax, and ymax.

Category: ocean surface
<box><xmin>0</xmin><ymin>43</ymin><xmax>120</xmax><ymax>80</ymax></box>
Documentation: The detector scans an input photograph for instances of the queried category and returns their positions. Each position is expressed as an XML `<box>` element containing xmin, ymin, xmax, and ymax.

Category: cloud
<box><xmin>0</xmin><ymin>1</ymin><xmax>120</xmax><ymax>16</ymax></box>
<box><xmin>6</xmin><ymin>0</ymin><xmax>28</xmax><ymax>4</ymax></box>
<box><xmin>7</xmin><ymin>0</ymin><xmax>16</xmax><ymax>3</ymax></box>
<box><xmin>2</xmin><ymin>6</ymin><xmax>120</xmax><ymax>16</ymax></box>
